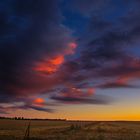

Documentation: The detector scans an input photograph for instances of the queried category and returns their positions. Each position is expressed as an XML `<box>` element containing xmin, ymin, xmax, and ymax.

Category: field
<box><xmin>0</xmin><ymin>120</ymin><xmax>140</xmax><ymax>140</ymax></box>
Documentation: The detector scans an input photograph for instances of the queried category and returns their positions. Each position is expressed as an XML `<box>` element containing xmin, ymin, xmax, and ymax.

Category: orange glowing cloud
<box><xmin>34</xmin><ymin>42</ymin><xmax>77</xmax><ymax>74</ymax></box>
<box><xmin>34</xmin><ymin>55</ymin><xmax>64</xmax><ymax>74</ymax></box>
<box><xmin>34</xmin><ymin>98</ymin><xmax>45</xmax><ymax>105</ymax></box>
<box><xmin>50</xmin><ymin>55</ymin><xmax>64</xmax><ymax>65</ymax></box>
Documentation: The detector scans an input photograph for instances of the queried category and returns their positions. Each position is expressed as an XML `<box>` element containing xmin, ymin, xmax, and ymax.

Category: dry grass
<box><xmin>0</xmin><ymin>120</ymin><xmax>140</xmax><ymax>140</ymax></box>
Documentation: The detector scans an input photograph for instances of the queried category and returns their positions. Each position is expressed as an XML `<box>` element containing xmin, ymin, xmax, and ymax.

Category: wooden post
<box><xmin>23</xmin><ymin>121</ymin><xmax>31</xmax><ymax>140</ymax></box>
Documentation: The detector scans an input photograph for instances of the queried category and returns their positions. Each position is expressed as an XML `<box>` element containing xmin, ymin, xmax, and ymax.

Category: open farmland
<box><xmin>0</xmin><ymin>120</ymin><xmax>140</xmax><ymax>140</ymax></box>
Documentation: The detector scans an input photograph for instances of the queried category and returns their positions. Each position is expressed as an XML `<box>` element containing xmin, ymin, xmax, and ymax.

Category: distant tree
<box><xmin>15</xmin><ymin>117</ymin><xmax>18</xmax><ymax>120</ymax></box>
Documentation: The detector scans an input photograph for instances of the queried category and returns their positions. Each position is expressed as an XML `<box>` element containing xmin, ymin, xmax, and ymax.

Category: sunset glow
<box><xmin>34</xmin><ymin>55</ymin><xmax>64</xmax><ymax>74</ymax></box>
<box><xmin>34</xmin><ymin>98</ymin><xmax>45</xmax><ymax>104</ymax></box>
<box><xmin>1</xmin><ymin>0</ymin><xmax>140</xmax><ymax>121</ymax></box>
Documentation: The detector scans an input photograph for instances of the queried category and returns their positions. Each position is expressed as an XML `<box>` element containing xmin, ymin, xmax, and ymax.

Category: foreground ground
<box><xmin>0</xmin><ymin>120</ymin><xmax>140</xmax><ymax>140</ymax></box>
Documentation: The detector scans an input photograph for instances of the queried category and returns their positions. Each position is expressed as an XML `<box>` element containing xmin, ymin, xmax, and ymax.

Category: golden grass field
<box><xmin>0</xmin><ymin>120</ymin><xmax>140</xmax><ymax>140</ymax></box>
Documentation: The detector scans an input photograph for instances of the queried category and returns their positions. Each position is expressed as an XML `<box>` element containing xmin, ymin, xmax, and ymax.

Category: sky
<box><xmin>1</xmin><ymin>0</ymin><xmax>140</xmax><ymax>120</ymax></box>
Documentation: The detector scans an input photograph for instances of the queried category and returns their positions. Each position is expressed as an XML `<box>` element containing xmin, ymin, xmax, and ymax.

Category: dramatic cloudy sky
<box><xmin>1</xmin><ymin>0</ymin><xmax>140</xmax><ymax>120</ymax></box>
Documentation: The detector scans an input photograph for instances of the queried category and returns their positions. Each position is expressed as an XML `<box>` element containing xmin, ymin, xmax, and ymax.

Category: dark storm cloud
<box><xmin>2</xmin><ymin>0</ymin><xmax>140</xmax><ymax>114</ymax></box>
<box><xmin>67</xmin><ymin>0</ymin><xmax>109</xmax><ymax>16</ymax></box>
<box><xmin>50</xmin><ymin>86</ymin><xmax>112</xmax><ymax>105</ymax></box>
<box><xmin>25</xmin><ymin>105</ymin><xmax>54</xmax><ymax>113</ymax></box>
<box><xmin>51</xmin><ymin>91</ymin><xmax>111</xmax><ymax>105</ymax></box>
<box><xmin>71</xmin><ymin>0</ymin><xmax>140</xmax><ymax>73</ymax></box>
<box><xmin>0</xmin><ymin>0</ymin><xmax>74</xmax><ymax>113</ymax></box>
<box><xmin>0</xmin><ymin>103</ymin><xmax>54</xmax><ymax>113</ymax></box>
<box><xmin>98</xmin><ymin>58</ymin><xmax>140</xmax><ymax>78</ymax></box>
<box><xmin>51</xmin><ymin>96</ymin><xmax>110</xmax><ymax>105</ymax></box>
<box><xmin>70</xmin><ymin>0</ymin><xmax>140</xmax><ymax>47</ymax></box>
<box><xmin>1</xmin><ymin>0</ymin><xmax>110</xmax><ymax>114</ymax></box>
<box><xmin>97</xmin><ymin>81</ymin><xmax>137</xmax><ymax>89</ymax></box>
<box><xmin>59</xmin><ymin>0</ymin><xmax>140</xmax><ymax>92</ymax></box>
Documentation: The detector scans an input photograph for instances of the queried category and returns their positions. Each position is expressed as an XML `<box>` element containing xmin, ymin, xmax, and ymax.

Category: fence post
<box><xmin>23</xmin><ymin>121</ymin><xmax>31</xmax><ymax>140</ymax></box>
